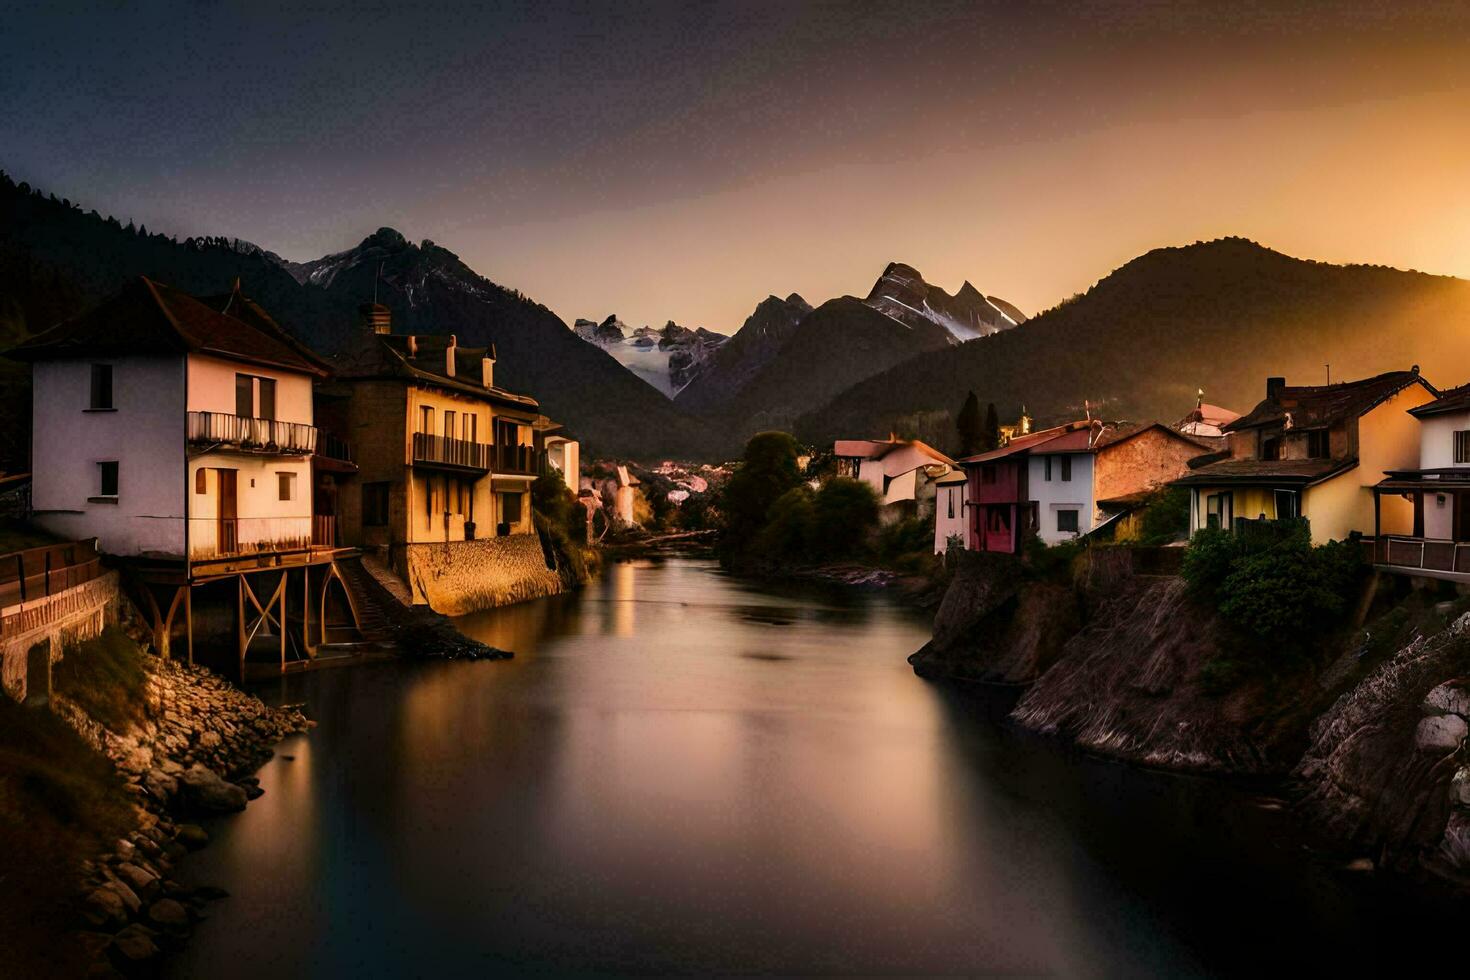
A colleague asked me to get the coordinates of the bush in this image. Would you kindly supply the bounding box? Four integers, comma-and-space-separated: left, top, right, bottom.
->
1181, 526, 1240, 596
1024, 535, 1086, 581
532, 473, 585, 544
811, 477, 880, 559
720, 432, 804, 555
1136, 487, 1190, 545
876, 516, 931, 564
53, 627, 147, 733
756, 486, 816, 558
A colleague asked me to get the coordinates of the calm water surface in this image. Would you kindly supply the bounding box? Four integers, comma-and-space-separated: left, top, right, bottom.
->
168, 554, 1460, 977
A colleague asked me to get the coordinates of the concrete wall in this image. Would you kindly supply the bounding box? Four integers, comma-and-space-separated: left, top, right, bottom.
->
1, 570, 120, 704
32, 357, 186, 557
1028, 452, 1094, 543
401, 534, 564, 616
186, 353, 313, 423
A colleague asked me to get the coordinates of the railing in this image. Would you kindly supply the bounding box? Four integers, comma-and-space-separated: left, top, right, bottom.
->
412, 433, 492, 471
188, 411, 318, 455
0, 539, 103, 609
494, 443, 537, 475
1378, 535, 1470, 576
313, 515, 337, 548
188, 517, 314, 561
317, 432, 352, 463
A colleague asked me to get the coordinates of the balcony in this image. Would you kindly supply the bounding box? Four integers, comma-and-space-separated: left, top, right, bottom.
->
494, 443, 537, 476
1375, 535, 1470, 580
189, 411, 317, 456
187, 516, 316, 562
412, 432, 492, 473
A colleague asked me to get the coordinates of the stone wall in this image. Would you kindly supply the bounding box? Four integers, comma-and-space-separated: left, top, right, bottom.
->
401, 533, 564, 616
1, 570, 120, 704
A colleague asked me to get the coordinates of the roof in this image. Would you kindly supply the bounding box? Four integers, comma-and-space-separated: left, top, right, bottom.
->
1410, 382, 1470, 418
957, 422, 1090, 465
1171, 456, 1356, 487
958, 420, 1212, 465
331, 328, 538, 414
833, 437, 952, 466
935, 469, 968, 485
1224, 370, 1433, 433
8, 276, 330, 376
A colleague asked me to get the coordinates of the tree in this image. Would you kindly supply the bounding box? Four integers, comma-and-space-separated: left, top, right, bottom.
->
956, 391, 982, 456
983, 402, 1001, 451
720, 431, 804, 554
811, 477, 880, 559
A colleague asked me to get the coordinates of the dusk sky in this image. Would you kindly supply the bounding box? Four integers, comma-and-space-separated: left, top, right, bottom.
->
5, 1, 1470, 332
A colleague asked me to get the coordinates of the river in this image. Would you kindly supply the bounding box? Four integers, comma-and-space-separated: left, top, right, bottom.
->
167, 552, 1461, 977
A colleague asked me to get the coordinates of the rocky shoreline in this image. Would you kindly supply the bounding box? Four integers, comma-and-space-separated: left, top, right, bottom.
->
55, 653, 311, 974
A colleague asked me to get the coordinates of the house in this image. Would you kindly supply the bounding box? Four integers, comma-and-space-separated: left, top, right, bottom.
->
326, 303, 547, 607
1371, 382, 1470, 580
1175, 392, 1240, 440
8, 277, 364, 676
933, 469, 968, 553
832, 438, 956, 524
1173, 370, 1436, 544
534, 415, 580, 494
959, 419, 1213, 552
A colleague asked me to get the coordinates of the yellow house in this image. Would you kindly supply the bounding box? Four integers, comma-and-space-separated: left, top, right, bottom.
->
1174, 369, 1437, 545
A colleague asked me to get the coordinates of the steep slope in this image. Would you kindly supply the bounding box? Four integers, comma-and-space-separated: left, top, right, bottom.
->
287, 230, 716, 456
798, 238, 1470, 445
0, 175, 716, 460
865, 261, 1026, 342
675, 293, 811, 414
716, 296, 956, 438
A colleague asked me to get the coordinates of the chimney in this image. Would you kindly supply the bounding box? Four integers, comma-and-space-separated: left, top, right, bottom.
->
1266, 377, 1286, 400
445, 335, 457, 377
482, 352, 495, 388
359, 302, 391, 335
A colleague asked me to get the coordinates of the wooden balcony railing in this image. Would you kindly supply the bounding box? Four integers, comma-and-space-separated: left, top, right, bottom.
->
412, 433, 492, 472
494, 443, 537, 475
0, 539, 103, 610
317, 432, 352, 463
188, 517, 314, 561
312, 515, 337, 548
188, 411, 318, 455
1377, 535, 1470, 576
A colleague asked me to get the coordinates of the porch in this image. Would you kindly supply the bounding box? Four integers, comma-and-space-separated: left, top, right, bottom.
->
1372, 474, 1470, 582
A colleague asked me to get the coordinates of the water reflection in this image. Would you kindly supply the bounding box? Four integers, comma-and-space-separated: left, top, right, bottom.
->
167, 555, 1468, 977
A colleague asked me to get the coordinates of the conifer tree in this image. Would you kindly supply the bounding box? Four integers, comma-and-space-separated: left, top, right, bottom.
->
956, 390, 982, 456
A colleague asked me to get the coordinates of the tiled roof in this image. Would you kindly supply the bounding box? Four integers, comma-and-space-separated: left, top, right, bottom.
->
331, 330, 538, 413
1410, 382, 1470, 418
1171, 456, 1355, 486
1224, 370, 1431, 432
956, 422, 1089, 464
9, 276, 329, 375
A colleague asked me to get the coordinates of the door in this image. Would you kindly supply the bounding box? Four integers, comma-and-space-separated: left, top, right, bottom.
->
217, 469, 238, 556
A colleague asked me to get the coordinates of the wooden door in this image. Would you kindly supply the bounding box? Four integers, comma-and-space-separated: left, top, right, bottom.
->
217, 469, 238, 556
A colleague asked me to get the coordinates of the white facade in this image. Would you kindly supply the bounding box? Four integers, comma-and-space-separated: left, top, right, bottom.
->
1414, 410, 1470, 540
546, 437, 580, 493
31, 356, 187, 556
933, 479, 967, 553
186, 353, 314, 421
1028, 451, 1095, 544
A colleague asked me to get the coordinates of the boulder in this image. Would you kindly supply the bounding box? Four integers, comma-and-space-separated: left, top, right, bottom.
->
147, 898, 190, 930
114, 862, 158, 898
110, 924, 159, 963
1423, 679, 1470, 718
1452, 767, 1470, 807
143, 768, 177, 802
178, 764, 247, 812
101, 878, 141, 915
1414, 714, 1468, 753
83, 886, 128, 927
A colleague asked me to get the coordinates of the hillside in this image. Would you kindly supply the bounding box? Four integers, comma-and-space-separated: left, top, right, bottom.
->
674, 293, 811, 414
797, 238, 1470, 444
0, 175, 715, 462
865, 261, 1025, 341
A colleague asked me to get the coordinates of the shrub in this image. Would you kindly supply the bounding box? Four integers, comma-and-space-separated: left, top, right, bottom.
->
1024, 534, 1086, 581
876, 516, 931, 563
1136, 487, 1190, 545
532, 473, 586, 543
756, 486, 816, 558
1181, 526, 1240, 596
811, 477, 880, 559
53, 627, 147, 733
720, 432, 804, 554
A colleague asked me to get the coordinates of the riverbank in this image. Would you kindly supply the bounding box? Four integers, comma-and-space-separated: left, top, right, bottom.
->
911, 546, 1470, 891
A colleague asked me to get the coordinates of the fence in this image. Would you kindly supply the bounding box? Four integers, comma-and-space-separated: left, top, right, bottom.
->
0, 539, 104, 610
188, 517, 315, 560
188, 411, 318, 454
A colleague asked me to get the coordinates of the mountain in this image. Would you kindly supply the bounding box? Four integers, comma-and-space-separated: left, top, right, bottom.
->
568, 315, 728, 397
864, 262, 1026, 342
796, 238, 1470, 446
674, 293, 811, 414
0, 174, 716, 461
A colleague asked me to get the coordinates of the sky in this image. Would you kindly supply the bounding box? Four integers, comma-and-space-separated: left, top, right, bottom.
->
4, 1, 1470, 333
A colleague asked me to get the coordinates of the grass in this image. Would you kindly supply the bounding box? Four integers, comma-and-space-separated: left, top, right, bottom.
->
53, 627, 148, 734
0, 695, 135, 973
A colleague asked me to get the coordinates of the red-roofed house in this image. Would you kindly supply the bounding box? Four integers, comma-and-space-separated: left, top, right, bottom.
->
832, 438, 955, 524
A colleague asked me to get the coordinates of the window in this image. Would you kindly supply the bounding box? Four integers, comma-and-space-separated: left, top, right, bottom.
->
235, 374, 253, 417
947, 489, 955, 519
502, 491, 523, 525
258, 378, 276, 421
463, 413, 477, 443
97, 461, 119, 498
1273, 490, 1298, 520
1262, 437, 1282, 461
89, 364, 114, 410
444, 410, 456, 441
1455, 430, 1470, 464
1056, 509, 1079, 534
420, 405, 435, 436
195, 469, 207, 494
988, 508, 1010, 532
1044, 456, 1053, 481
362, 482, 390, 526
277, 472, 296, 501
1060, 456, 1072, 481
1307, 430, 1330, 459
1206, 492, 1232, 530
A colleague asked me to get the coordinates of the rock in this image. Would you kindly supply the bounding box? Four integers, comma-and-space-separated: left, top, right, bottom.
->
198, 730, 222, 749
101, 878, 141, 915
178, 764, 248, 812
115, 862, 158, 897
83, 886, 128, 927
1452, 767, 1470, 807
175, 822, 210, 849
143, 767, 178, 801
1423, 679, 1470, 718
1415, 714, 1469, 753
1440, 810, 1470, 871
110, 923, 159, 962
114, 839, 135, 861
147, 898, 190, 930
242, 783, 264, 801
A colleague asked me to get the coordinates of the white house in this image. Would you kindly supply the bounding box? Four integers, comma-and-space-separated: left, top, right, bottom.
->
1372, 381, 1470, 578
933, 469, 968, 553
832, 437, 955, 524
15, 277, 334, 560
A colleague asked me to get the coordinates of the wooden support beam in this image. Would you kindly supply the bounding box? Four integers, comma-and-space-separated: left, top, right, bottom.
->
236, 574, 246, 683
185, 586, 194, 666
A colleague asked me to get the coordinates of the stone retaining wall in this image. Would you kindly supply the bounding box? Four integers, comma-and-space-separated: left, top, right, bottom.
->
401, 534, 565, 616
1, 570, 120, 704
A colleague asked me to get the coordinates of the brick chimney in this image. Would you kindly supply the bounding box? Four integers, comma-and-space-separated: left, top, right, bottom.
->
1266, 376, 1286, 400
359, 302, 391, 335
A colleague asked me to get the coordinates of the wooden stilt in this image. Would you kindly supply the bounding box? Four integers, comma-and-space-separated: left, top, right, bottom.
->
185, 586, 193, 665
236, 575, 246, 683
